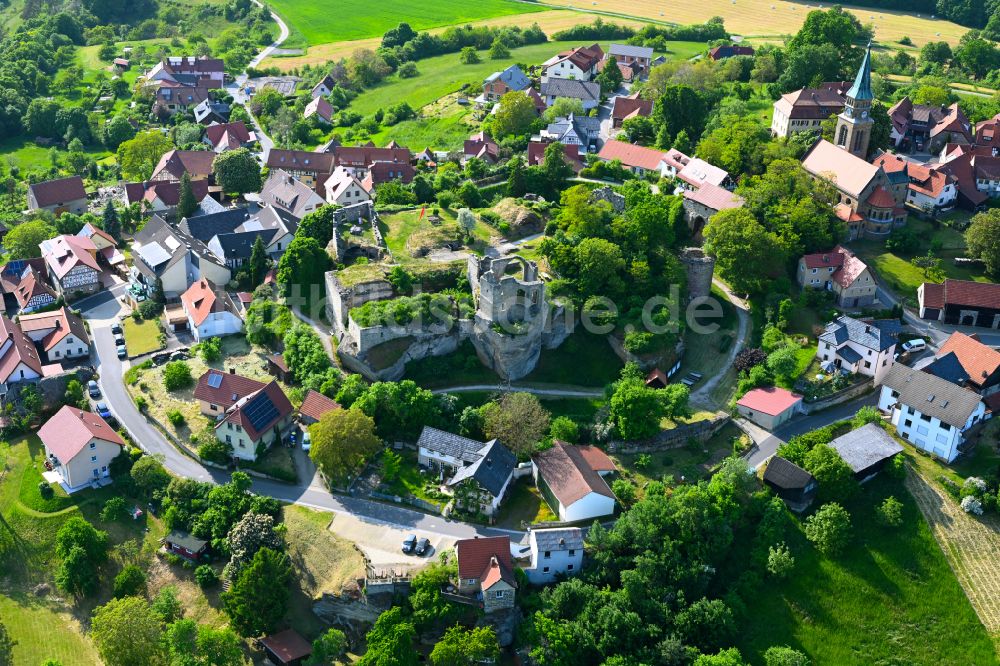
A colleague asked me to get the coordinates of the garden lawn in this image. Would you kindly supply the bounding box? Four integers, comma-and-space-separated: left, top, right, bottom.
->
851, 217, 990, 301
612, 423, 743, 488
496, 479, 557, 529
738, 475, 998, 665
123, 317, 165, 356
0, 136, 111, 175
267, 0, 542, 47
368, 101, 475, 152
0, 594, 101, 666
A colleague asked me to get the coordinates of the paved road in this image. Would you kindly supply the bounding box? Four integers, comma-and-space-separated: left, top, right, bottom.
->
84, 299, 520, 542
227, 0, 289, 163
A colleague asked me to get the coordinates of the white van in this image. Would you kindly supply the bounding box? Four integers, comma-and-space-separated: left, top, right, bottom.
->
302, 430, 311, 452
901, 339, 927, 354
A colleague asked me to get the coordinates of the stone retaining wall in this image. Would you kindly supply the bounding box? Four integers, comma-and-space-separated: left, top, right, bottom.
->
802, 379, 874, 414
608, 412, 731, 454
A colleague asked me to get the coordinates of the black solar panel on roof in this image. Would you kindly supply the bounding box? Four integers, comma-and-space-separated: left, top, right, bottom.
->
244, 394, 279, 432
207, 372, 223, 388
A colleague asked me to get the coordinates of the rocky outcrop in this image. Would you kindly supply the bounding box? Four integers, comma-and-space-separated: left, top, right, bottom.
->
312, 592, 382, 647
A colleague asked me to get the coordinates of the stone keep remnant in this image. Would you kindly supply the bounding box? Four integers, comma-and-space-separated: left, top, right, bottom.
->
467, 255, 569, 381
324, 255, 570, 382
679, 247, 715, 302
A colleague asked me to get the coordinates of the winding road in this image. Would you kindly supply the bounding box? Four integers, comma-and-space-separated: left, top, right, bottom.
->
83, 285, 514, 544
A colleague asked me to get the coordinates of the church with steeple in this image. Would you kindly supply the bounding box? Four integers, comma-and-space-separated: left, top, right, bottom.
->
799, 44, 908, 241
834, 43, 874, 158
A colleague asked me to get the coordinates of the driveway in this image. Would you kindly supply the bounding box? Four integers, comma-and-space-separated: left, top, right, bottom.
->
83, 297, 521, 541
742, 392, 879, 469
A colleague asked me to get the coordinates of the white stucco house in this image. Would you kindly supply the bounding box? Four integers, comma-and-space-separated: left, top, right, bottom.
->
17, 306, 90, 362
878, 364, 986, 462
180, 278, 243, 341
525, 527, 584, 584
532, 441, 617, 522
38, 405, 125, 492
817, 315, 899, 384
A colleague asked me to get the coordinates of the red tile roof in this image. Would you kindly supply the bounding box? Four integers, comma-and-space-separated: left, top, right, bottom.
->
220, 380, 293, 442
29, 176, 86, 208
299, 389, 340, 422
261, 629, 312, 664
938, 279, 1000, 309
41, 235, 98, 280
193, 369, 266, 408
533, 441, 615, 506
938, 332, 1000, 385
11, 266, 56, 309
455, 535, 513, 583
151, 150, 216, 182
683, 182, 744, 211
181, 278, 227, 327
124, 179, 211, 207
38, 405, 124, 464
598, 139, 666, 171
611, 94, 653, 123
577, 445, 616, 473
205, 122, 254, 150
0, 315, 42, 382
866, 185, 897, 208
920, 282, 945, 309
736, 387, 802, 416
18, 306, 88, 352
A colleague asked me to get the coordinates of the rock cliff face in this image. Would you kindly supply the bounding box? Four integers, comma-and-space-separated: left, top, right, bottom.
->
311, 593, 382, 647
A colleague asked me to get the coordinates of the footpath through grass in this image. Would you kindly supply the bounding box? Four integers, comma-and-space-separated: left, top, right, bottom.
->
268, 0, 541, 47
738, 474, 999, 665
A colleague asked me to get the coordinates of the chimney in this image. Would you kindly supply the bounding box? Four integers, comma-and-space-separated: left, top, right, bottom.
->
229, 368, 236, 374
865, 325, 871, 333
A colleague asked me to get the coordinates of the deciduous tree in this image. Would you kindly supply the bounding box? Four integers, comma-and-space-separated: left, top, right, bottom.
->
804, 502, 851, 556
966, 208, 1000, 276
91, 596, 164, 666
703, 208, 786, 295
491, 91, 538, 138
4, 220, 57, 258
117, 130, 172, 181
481, 392, 551, 456
309, 408, 382, 481
213, 147, 261, 196
430, 625, 500, 666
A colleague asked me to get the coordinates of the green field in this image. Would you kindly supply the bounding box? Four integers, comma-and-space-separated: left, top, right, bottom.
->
738, 474, 999, 665
268, 0, 543, 47
347, 40, 705, 119
123, 317, 165, 356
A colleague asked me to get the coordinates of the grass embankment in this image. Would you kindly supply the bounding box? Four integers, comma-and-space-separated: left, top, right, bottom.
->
738, 473, 999, 665
267, 0, 542, 48
123, 317, 165, 357
542, 0, 967, 46
379, 207, 495, 263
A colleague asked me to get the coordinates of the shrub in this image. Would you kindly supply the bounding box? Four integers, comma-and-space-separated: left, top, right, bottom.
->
38, 481, 55, 500
764, 645, 811, 666
634, 453, 652, 470
961, 495, 984, 515
134, 395, 148, 411
804, 503, 851, 556
195, 564, 218, 588
163, 361, 193, 391
885, 454, 906, 479
113, 564, 147, 598
623, 330, 655, 354
938, 475, 961, 499
198, 337, 222, 362
962, 476, 988, 498
138, 299, 163, 320
101, 496, 129, 522
198, 438, 232, 464
166, 409, 185, 427
766, 542, 795, 578
876, 496, 904, 527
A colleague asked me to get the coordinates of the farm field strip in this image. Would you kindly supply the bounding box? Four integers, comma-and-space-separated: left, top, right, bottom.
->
264, 9, 653, 69
545, 0, 968, 45
906, 469, 1000, 634
265, 0, 543, 46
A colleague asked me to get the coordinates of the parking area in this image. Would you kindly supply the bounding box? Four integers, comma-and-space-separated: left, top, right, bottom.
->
327, 513, 459, 570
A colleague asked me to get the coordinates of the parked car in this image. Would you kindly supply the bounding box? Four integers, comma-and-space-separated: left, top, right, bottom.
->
302, 430, 311, 452
415, 537, 431, 556
88, 380, 101, 398
117, 344, 127, 359
110, 323, 122, 335
402, 534, 417, 554
96, 402, 112, 419
113, 334, 125, 347
901, 339, 927, 354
